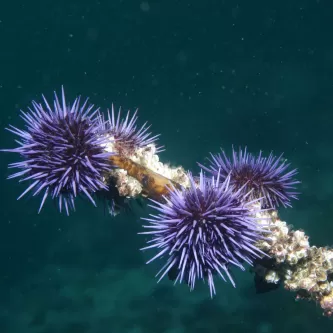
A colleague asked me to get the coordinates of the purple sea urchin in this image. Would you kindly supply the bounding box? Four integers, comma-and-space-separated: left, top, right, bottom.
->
2, 87, 113, 214
199, 147, 299, 208
140, 171, 266, 296
103, 104, 163, 154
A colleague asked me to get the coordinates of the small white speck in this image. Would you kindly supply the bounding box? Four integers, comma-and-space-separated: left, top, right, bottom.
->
140, 2, 150, 12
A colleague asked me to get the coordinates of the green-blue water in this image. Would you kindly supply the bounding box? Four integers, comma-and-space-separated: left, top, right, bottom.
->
0, 0, 332, 332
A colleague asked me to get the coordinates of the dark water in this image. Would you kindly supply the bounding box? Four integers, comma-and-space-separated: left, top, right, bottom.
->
0, 0, 332, 332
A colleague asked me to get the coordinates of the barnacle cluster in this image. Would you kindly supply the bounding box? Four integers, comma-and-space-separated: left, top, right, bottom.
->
255, 209, 333, 317
104, 142, 189, 199
99, 104, 189, 200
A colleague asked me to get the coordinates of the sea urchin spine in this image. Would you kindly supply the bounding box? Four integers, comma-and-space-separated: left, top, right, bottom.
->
140, 171, 268, 296
199, 147, 299, 208
2, 87, 114, 214
102, 104, 163, 155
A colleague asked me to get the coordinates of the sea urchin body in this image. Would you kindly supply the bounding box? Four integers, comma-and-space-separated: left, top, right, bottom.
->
140, 171, 267, 296
102, 104, 163, 155
2, 87, 113, 214
199, 147, 299, 208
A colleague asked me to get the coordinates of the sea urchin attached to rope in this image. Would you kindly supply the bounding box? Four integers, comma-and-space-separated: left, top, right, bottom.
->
102, 104, 163, 155
140, 171, 267, 296
2, 87, 113, 214
199, 147, 299, 208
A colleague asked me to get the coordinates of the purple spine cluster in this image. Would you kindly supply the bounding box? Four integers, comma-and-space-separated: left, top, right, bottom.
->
199, 147, 299, 208
3, 87, 113, 214
141, 171, 267, 296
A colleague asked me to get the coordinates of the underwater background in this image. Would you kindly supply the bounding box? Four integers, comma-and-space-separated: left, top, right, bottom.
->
0, 0, 332, 332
